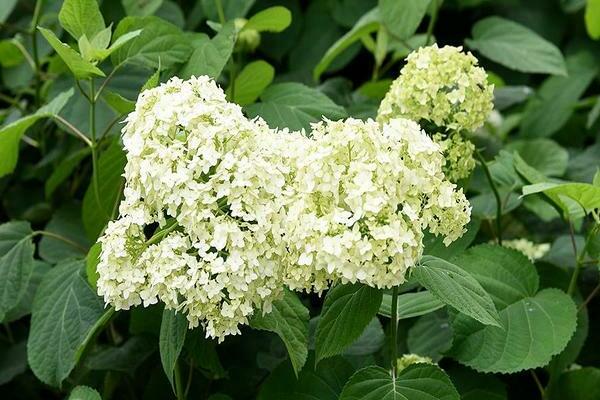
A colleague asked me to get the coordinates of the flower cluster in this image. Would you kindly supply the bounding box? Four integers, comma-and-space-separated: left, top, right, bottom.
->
98, 76, 306, 340
433, 132, 476, 182
97, 75, 471, 341
283, 118, 471, 291
378, 44, 494, 133
502, 239, 550, 261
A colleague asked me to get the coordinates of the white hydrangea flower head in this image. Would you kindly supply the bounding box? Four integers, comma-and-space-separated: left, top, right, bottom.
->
98, 76, 310, 341
282, 117, 471, 290
502, 239, 550, 261
433, 132, 476, 182
378, 44, 494, 132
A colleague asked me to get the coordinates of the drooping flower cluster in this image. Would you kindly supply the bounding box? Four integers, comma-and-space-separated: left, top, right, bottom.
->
433, 133, 476, 182
378, 44, 494, 132
283, 118, 471, 291
502, 239, 550, 261
97, 75, 471, 341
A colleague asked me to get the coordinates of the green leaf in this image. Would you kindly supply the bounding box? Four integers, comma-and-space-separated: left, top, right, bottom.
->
28, 260, 105, 387
0, 0, 17, 23
344, 317, 385, 356
0, 88, 74, 177
250, 289, 309, 376
87, 336, 155, 374
423, 218, 480, 260
313, 8, 380, 80
522, 182, 600, 216
448, 366, 507, 400
86, 242, 102, 289
111, 16, 192, 69
38, 28, 105, 79
451, 244, 539, 308
414, 256, 500, 327
245, 82, 346, 132
0, 221, 34, 322
4, 261, 51, 323
102, 90, 136, 114
159, 308, 187, 390
81, 139, 126, 240
465, 17, 567, 75
180, 22, 236, 79
39, 204, 89, 263
448, 245, 577, 373
258, 355, 354, 400
506, 139, 568, 177
380, 0, 431, 40
0, 341, 27, 385
519, 51, 599, 138
231, 60, 274, 106
315, 283, 382, 363
451, 289, 577, 373
379, 290, 444, 319
407, 311, 453, 362
586, 0, 600, 39
0, 40, 24, 67
244, 6, 292, 33
339, 364, 460, 400
45, 146, 92, 198
123, 0, 164, 16
58, 0, 105, 40
68, 385, 102, 400
549, 368, 600, 400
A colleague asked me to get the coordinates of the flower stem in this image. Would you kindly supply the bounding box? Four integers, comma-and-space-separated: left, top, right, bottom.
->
174, 362, 186, 400
475, 149, 502, 245
30, 0, 43, 107
390, 286, 399, 378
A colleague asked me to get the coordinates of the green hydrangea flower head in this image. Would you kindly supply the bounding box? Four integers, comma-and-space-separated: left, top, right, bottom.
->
433, 132, 476, 182
378, 44, 494, 132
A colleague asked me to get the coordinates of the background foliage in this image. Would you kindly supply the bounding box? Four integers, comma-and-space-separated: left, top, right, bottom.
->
1, 0, 600, 399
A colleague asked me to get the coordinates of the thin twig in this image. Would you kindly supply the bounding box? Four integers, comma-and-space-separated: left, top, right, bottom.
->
475, 149, 503, 245
53, 115, 93, 147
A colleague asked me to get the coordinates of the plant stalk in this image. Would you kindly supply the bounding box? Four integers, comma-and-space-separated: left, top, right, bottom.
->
475, 149, 503, 245
390, 286, 399, 378
425, 0, 440, 46
30, 0, 43, 107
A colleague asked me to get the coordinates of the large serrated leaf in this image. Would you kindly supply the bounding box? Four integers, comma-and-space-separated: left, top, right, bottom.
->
448, 245, 575, 373
258, 355, 354, 400
180, 22, 235, 79
27, 260, 105, 386
450, 289, 577, 373
465, 17, 567, 76
0, 221, 34, 322
0, 89, 74, 177
250, 289, 309, 375
414, 256, 500, 327
245, 82, 346, 132
339, 364, 460, 400
315, 283, 382, 363
159, 309, 187, 391
379, 290, 444, 319
58, 0, 105, 40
